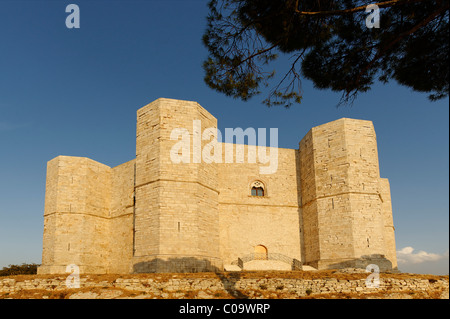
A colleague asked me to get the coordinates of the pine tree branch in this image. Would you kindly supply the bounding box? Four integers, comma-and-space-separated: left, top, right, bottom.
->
294, 0, 428, 16
238, 42, 280, 66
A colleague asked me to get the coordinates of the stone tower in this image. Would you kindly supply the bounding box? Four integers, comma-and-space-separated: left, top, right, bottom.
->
299, 118, 397, 271
132, 98, 222, 272
37, 156, 112, 274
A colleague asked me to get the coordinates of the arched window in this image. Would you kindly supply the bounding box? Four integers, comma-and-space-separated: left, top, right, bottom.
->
251, 186, 264, 196
250, 180, 266, 197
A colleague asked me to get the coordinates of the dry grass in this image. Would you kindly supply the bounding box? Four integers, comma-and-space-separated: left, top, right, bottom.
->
7, 269, 447, 282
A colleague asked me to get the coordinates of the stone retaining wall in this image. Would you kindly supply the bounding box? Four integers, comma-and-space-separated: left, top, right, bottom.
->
0, 274, 448, 299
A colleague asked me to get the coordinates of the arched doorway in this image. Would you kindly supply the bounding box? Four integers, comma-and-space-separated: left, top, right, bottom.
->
254, 245, 268, 260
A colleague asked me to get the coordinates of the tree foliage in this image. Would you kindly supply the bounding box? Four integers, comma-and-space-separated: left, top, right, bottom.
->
0, 263, 39, 276
202, 0, 449, 107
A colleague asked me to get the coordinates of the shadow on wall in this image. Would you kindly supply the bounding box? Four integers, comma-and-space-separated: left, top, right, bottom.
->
328, 254, 397, 272
132, 257, 221, 273
215, 272, 249, 299
132, 257, 249, 298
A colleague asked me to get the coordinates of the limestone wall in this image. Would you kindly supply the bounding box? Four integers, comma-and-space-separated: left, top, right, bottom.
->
133, 98, 221, 272
217, 144, 302, 265
134, 99, 161, 259
38, 156, 137, 274
299, 118, 396, 270
1, 274, 447, 299
379, 178, 398, 269
109, 159, 136, 273
38, 156, 112, 274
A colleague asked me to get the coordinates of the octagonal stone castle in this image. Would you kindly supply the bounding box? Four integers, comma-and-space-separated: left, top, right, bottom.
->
37, 98, 397, 274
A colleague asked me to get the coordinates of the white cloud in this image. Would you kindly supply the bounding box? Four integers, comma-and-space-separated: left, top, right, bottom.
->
397, 246, 448, 265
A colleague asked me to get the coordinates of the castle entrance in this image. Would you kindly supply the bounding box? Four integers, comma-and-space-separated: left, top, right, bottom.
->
254, 245, 268, 260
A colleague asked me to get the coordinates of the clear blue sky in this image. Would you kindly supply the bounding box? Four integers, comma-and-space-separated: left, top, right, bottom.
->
0, 0, 448, 275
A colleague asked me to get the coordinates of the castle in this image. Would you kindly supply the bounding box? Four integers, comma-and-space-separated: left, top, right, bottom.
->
37, 98, 397, 274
